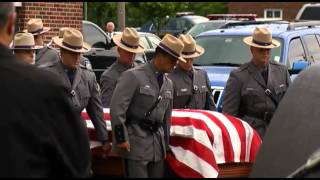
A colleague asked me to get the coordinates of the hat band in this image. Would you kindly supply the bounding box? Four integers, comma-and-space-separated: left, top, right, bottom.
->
252, 39, 273, 46
13, 45, 35, 49
29, 27, 43, 34
62, 41, 83, 50
182, 49, 197, 55
121, 38, 139, 49
159, 42, 179, 58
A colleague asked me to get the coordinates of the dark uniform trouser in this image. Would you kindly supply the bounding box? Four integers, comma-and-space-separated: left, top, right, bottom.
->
123, 159, 164, 178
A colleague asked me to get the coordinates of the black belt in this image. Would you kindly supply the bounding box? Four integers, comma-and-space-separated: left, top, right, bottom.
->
246, 111, 274, 124
126, 117, 162, 133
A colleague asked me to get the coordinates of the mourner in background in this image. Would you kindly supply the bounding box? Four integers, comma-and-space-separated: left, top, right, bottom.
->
24, 18, 59, 67
110, 34, 185, 178
45, 28, 110, 155
222, 27, 291, 138
0, 3, 91, 177
100, 27, 145, 107
11, 32, 42, 65
168, 34, 215, 110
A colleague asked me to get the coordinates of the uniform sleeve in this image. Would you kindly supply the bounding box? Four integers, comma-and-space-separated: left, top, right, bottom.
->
204, 72, 216, 111
222, 70, 242, 116
110, 71, 139, 144
100, 73, 116, 108
86, 72, 108, 142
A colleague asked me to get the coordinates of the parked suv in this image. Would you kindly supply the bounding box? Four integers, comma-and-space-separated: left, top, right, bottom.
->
82, 20, 161, 82
194, 21, 320, 111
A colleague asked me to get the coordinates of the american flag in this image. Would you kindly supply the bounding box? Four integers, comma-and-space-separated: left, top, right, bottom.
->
82, 108, 262, 178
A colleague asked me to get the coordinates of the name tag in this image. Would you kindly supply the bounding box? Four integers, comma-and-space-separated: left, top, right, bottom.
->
180, 88, 188, 92
144, 85, 151, 89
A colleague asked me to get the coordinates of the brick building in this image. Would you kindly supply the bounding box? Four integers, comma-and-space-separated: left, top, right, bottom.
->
228, 2, 309, 20
15, 2, 83, 43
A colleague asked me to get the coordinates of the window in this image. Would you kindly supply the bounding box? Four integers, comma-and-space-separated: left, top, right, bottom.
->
83, 23, 106, 47
264, 9, 283, 19
147, 36, 161, 49
140, 36, 150, 49
288, 38, 306, 68
303, 35, 320, 63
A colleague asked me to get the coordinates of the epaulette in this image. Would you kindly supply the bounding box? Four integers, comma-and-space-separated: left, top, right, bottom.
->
236, 62, 250, 72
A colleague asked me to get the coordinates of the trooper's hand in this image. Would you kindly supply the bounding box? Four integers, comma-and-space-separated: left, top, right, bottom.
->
101, 141, 111, 158
117, 141, 130, 152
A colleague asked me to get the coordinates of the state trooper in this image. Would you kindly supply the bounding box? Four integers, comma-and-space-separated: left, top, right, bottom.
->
168, 34, 215, 110
222, 27, 291, 138
45, 28, 110, 154
11, 32, 42, 65
24, 18, 59, 68
110, 34, 186, 178
100, 27, 145, 107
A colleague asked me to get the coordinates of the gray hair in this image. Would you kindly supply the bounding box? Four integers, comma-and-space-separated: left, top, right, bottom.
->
0, 2, 15, 29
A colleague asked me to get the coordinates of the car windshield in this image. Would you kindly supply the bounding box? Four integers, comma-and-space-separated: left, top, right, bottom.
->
188, 22, 226, 37
194, 35, 282, 66
300, 6, 320, 20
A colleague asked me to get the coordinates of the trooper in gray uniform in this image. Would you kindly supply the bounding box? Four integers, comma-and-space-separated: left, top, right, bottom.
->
222, 27, 291, 138
24, 18, 59, 68
45, 28, 110, 153
100, 27, 145, 107
168, 34, 215, 110
110, 34, 186, 178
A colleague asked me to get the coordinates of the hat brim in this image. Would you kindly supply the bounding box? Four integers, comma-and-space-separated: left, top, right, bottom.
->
243, 36, 280, 49
23, 27, 51, 35
181, 45, 205, 59
52, 36, 91, 53
112, 33, 145, 54
158, 43, 186, 63
11, 45, 43, 50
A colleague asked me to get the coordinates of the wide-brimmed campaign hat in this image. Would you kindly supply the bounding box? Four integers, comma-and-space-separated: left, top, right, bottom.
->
158, 34, 186, 63
52, 28, 91, 53
23, 18, 50, 35
178, 34, 205, 59
58, 27, 70, 38
11, 32, 43, 50
243, 27, 280, 49
112, 27, 145, 53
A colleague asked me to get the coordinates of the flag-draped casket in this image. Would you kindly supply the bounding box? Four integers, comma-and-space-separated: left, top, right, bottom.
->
83, 108, 261, 178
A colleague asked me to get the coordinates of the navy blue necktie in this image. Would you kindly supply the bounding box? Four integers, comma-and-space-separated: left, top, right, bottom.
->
261, 68, 268, 84
67, 70, 75, 84
157, 73, 163, 88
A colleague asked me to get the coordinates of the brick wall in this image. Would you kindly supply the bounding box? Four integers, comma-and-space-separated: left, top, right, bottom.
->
228, 2, 307, 20
16, 2, 83, 43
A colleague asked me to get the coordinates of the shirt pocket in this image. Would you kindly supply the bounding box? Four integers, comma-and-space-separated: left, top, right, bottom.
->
176, 87, 192, 97
242, 87, 260, 106
139, 86, 156, 97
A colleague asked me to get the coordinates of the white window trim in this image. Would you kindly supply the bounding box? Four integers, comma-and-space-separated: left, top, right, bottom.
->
264, 9, 283, 19
14, 2, 22, 7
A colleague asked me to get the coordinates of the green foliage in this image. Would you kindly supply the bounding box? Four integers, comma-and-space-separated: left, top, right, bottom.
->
87, 2, 228, 31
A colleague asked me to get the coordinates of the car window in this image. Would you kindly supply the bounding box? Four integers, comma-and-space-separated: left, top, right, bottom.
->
83, 23, 107, 47
188, 22, 225, 37
299, 6, 320, 20
195, 35, 282, 66
147, 35, 161, 49
288, 37, 306, 68
165, 18, 179, 30
303, 34, 320, 63
140, 36, 150, 49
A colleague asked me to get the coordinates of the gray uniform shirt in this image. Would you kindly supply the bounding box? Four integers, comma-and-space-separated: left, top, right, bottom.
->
168, 66, 216, 110
222, 60, 291, 136
35, 45, 60, 68
45, 61, 108, 142
100, 60, 134, 107
110, 60, 173, 161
